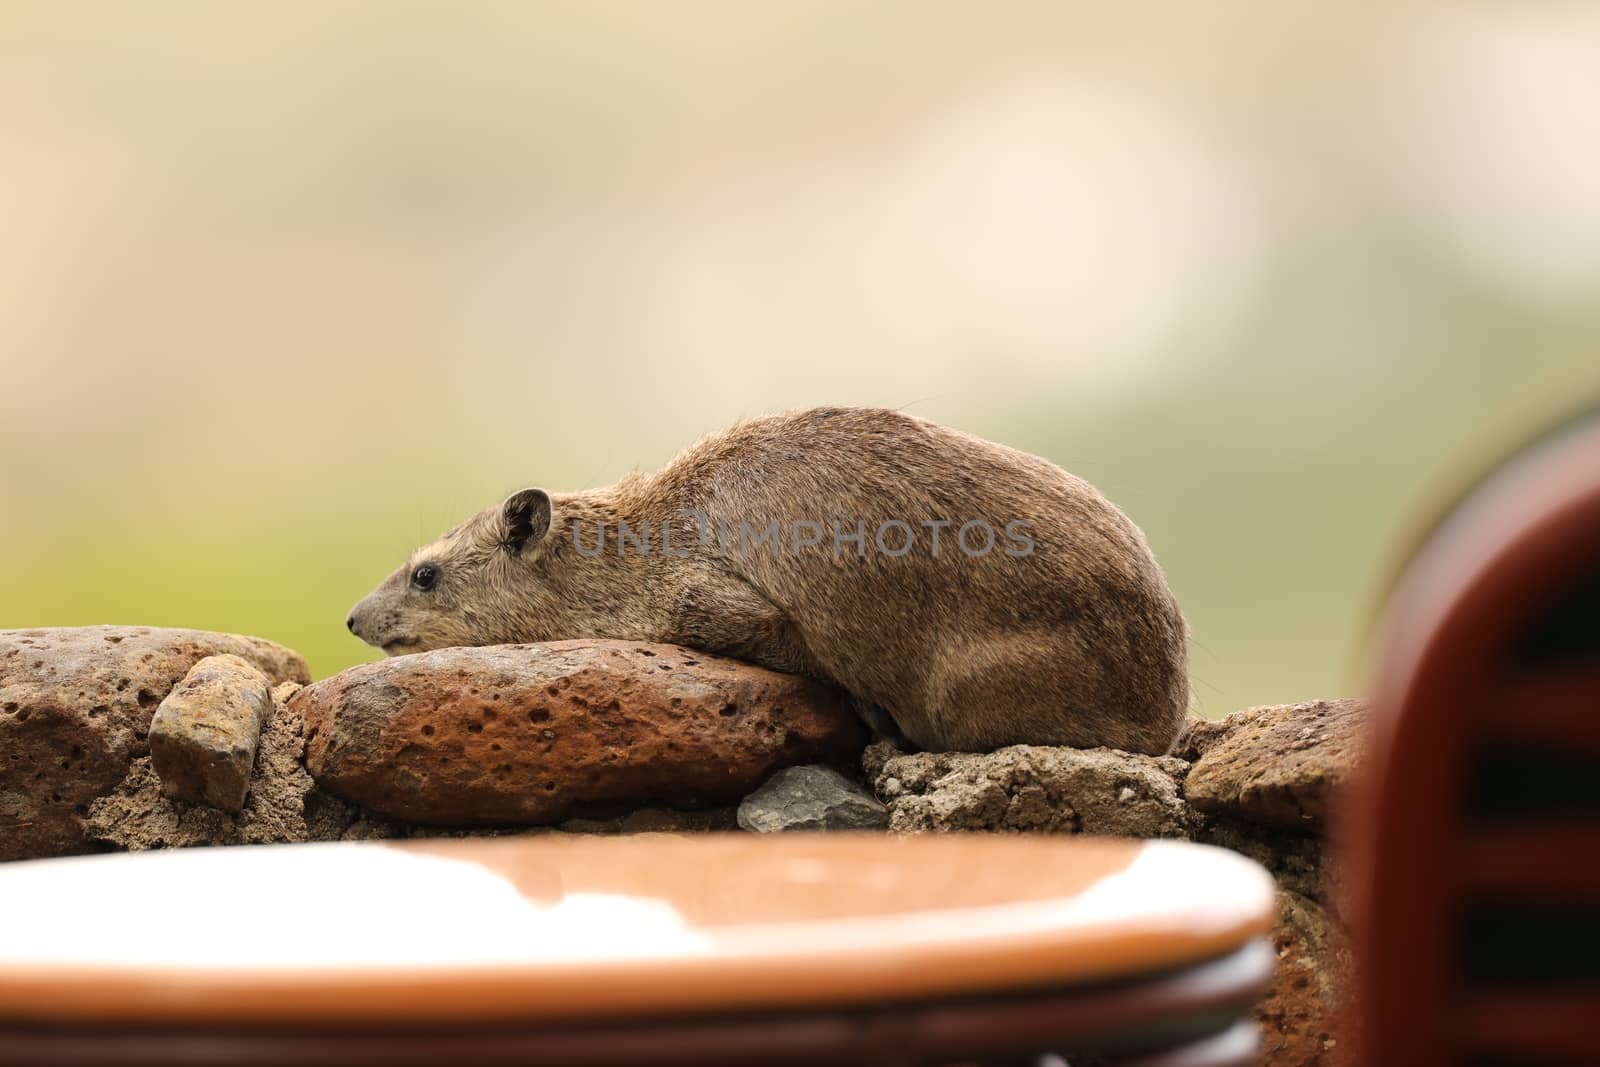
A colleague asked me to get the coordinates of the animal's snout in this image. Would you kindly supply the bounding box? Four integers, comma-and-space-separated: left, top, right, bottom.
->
346, 596, 394, 650
346, 599, 372, 641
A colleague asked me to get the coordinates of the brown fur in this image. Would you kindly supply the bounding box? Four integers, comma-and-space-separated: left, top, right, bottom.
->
348, 407, 1189, 754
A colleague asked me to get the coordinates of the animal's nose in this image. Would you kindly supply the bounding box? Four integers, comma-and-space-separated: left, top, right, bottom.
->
346, 615, 357, 633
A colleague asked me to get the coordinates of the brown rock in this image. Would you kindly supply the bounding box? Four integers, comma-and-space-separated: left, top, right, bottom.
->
873, 745, 1197, 838
294, 641, 867, 825
1198, 817, 1338, 916
84, 681, 360, 851
1254, 889, 1350, 1066
0, 626, 309, 861
149, 655, 274, 813
861, 737, 902, 782
1184, 699, 1365, 831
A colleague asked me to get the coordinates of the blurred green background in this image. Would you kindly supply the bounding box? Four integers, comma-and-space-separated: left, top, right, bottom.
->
3, 4, 1598, 714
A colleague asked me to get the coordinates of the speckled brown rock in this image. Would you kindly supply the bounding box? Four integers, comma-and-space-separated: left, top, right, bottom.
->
1184, 699, 1365, 830
148, 654, 275, 813
872, 744, 1198, 838
294, 641, 867, 825
1254, 889, 1350, 1066
0, 626, 309, 861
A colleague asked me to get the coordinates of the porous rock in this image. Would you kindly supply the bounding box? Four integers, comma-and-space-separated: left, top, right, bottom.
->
1255, 889, 1350, 1067
738, 765, 888, 832
149, 655, 274, 813
85, 682, 361, 851
1184, 699, 1364, 830
294, 640, 867, 825
862, 737, 901, 783
1198, 816, 1336, 915
873, 744, 1197, 838
0, 626, 309, 861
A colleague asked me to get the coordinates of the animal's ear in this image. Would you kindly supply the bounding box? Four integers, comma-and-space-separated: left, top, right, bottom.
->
501, 488, 553, 554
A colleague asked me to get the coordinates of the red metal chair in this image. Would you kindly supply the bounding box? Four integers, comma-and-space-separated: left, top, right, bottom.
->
1353, 404, 1600, 1066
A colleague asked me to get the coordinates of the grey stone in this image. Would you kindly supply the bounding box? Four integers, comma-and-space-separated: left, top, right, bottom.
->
148, 655, 273, 813
873, 744, 1197, 838
738, 765, 888, 832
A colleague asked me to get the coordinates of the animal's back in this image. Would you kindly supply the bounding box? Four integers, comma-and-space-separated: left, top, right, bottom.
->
651, 407, 1188, 754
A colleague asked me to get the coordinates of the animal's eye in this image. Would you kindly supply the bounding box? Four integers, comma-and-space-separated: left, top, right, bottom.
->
410, 564, 439, 591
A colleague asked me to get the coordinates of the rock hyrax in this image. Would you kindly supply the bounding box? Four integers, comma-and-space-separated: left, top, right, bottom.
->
348, 407, 1188, 754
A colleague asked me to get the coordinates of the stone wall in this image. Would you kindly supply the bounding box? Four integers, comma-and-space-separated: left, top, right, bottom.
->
2, 626, 1354, 1064
866, 701, 1359, 1067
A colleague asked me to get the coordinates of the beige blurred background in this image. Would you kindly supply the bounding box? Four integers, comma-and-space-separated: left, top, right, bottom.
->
3, 3, 1598, 712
